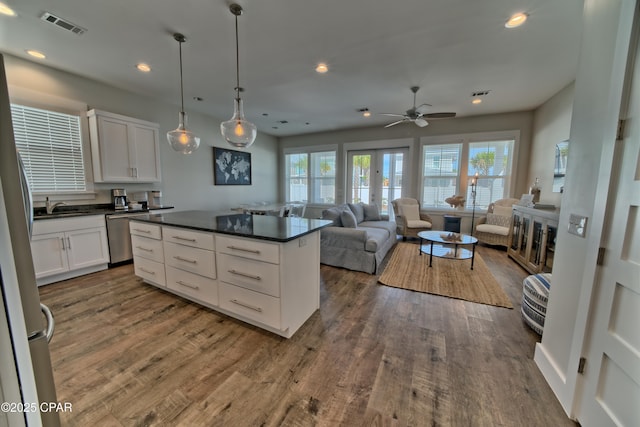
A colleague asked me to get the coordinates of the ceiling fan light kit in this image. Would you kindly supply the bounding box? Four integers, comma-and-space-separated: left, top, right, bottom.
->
167, 33, 201, 154
381, 86, 456, 128
220, 3, 257, 148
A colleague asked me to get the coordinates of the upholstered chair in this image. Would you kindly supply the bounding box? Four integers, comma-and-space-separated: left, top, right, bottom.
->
474, 198, 520, 247
391, 198, 432, 240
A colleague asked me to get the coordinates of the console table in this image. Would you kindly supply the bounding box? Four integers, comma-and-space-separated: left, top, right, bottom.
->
508, 206, 559, 274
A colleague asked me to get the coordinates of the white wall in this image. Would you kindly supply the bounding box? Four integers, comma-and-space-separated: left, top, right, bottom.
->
533, 0, 635, 417
530, 83, 575, 207
3, 54, 278, 211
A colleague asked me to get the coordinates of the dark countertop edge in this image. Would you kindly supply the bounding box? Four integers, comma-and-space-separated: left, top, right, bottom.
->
130, 215, 333, 243
33, 205, 175, 220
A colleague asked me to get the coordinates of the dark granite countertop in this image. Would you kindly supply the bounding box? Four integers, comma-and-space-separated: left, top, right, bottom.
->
131, 210, 333, 243
33, 203, 174, 220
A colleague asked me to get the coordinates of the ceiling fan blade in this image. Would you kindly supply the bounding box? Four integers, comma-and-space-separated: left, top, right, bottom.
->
379, 113, 406, 118
384, 120, 406, 128
415, 103, 432, 115
424, 112, 457, 119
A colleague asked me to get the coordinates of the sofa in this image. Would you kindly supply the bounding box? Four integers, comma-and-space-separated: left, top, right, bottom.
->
320, 203, 397, 274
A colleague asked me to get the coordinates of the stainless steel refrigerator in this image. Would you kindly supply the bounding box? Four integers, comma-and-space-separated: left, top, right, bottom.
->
0, 54, 60, 426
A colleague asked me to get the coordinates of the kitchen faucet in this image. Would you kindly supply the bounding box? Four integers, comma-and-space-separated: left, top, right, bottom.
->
46, 197, 67, 214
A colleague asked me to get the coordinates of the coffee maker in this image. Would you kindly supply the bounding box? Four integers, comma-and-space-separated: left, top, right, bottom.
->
112, 188, 127, 210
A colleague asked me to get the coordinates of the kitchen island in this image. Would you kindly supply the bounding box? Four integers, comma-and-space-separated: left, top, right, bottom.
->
129, 210, 332, 338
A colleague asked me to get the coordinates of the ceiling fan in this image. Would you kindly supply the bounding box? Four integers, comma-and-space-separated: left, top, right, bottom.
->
381, 86, 456, 128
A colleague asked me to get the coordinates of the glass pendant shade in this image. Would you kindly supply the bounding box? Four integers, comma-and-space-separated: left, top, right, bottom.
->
167, 111, 200, 154
167, 33, 200, 154
221, 97, 256, 148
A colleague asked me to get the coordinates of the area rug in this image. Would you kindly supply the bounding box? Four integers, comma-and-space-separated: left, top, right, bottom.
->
378, 243, 513, 308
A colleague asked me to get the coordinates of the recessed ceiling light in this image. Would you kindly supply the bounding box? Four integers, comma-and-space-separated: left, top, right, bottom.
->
358, 108, 371, 117
315, 63, 328, 73
472, 98, 482, 105
26, 50, 46, 59
505, 12, 528, 28
0, 2, 16, 16
136, 63, 151, 72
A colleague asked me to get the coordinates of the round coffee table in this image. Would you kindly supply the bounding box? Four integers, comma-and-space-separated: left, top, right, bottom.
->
417, 230, 479, 270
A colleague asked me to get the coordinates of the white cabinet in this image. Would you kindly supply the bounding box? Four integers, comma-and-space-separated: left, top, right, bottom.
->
130, 222, 165, 286
31, 215, 109, 286
130, 219, 322, 338
508, 206, 559, 274
88, 109, 161, 183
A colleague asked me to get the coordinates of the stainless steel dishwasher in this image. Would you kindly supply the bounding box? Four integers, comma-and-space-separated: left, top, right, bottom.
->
105, 212, 149, 264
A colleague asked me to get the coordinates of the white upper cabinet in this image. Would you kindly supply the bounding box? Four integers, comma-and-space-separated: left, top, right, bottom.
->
88, 109, 161, 183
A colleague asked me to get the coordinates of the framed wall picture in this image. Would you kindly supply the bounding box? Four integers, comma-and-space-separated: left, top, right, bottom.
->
213, 147, 252, 185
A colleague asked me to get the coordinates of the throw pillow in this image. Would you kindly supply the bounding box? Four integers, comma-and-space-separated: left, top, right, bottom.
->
363, 203, 381, 221
322, 207, 343, 226
399, 204, 420, 221
348, 203, 365, 223
493, 205, 513, 218
340, 209, 358, 228
486, 213, 511, 228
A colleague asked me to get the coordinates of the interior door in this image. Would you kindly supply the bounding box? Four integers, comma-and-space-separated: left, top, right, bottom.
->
576, 3, 640, 424
347, 148, 407, 217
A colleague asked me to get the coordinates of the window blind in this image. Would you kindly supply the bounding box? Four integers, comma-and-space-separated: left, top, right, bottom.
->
10, 104, 86, 192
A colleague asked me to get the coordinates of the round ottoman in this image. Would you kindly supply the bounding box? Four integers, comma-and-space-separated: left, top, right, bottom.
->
521, 273, 552, 335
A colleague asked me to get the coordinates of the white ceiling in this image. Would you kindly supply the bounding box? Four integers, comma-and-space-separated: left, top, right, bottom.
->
0, 0, 584, 137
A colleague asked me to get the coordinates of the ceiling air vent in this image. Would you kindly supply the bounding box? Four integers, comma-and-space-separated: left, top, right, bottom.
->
40, 12, 87, 35
471, 90, 490, 97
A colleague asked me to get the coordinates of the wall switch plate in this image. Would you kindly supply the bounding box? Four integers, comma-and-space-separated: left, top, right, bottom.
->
568, 214, 588, 237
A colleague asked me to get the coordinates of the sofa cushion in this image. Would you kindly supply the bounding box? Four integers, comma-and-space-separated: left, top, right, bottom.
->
359, 220, 396, 236
348, 203, 365, 223
476, 223, 509, 236
486, 213, 511, 227
363, 203, 381, 221
399, 203, 420, 221
341, 209, 358, 228
406, 219, 432, 229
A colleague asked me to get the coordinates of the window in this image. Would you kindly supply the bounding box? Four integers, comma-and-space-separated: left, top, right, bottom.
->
467, 140, 514, 208
285, 150, 336, 203
11, 104, 87, 193
421, 135, 515, 209
422, 144, 462, 208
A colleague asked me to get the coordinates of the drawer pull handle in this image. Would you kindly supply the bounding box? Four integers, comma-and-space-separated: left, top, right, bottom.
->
227, 245, 261, 254
133, 228, 151, 234
174, 256, 197, 264
172, 235, 197, 242
230, 299, 263, 313
228, 269, 261, 281
176, 280, 199, 290
136, 246, 153, 252
139, 267, 156, 275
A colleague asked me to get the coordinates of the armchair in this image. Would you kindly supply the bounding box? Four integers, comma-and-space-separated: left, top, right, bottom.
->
474, 198, 520, 247
391, 198, 432, 240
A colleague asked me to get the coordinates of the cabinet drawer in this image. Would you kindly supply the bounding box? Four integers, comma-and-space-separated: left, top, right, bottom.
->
133, 256, 166, 286
165, 266, 218, 306
216, 235, 279, 264
131, 235, 164, 263
164, 226, 214, 250
218, 253, 280, 297
164, 241, 216, 279
130, 221, 162, 239
219, 282, 280, 330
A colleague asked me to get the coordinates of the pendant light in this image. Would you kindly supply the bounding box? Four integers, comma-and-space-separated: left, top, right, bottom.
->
167, 33, 200, 154
220, 3, 257, 148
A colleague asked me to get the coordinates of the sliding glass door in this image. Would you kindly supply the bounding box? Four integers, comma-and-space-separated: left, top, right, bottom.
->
347, 148, 408, 217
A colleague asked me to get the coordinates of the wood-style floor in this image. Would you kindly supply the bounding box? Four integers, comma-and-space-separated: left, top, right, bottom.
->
38, 243, 577, 426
